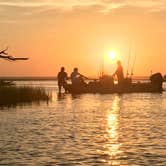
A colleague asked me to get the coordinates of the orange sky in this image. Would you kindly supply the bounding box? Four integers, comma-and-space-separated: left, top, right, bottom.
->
0, 0, 166, 76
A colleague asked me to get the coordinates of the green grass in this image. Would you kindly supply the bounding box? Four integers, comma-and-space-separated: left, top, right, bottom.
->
0, 86, 51, 107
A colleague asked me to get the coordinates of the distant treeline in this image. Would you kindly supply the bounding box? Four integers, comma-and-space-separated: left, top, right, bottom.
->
0, 77, 57, 81
0, 75, 152, 81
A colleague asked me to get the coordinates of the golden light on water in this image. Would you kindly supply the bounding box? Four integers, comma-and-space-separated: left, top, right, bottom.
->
106, 96, 122, 164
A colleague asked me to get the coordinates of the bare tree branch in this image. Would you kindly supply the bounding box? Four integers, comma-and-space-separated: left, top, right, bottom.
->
0, 47, 29, 61
0, 47, 8, 55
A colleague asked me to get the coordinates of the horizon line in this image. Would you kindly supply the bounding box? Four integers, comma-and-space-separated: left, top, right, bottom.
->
0, 75, 152, 81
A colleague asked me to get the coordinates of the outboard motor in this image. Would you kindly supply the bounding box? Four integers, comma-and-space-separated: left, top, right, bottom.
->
150, 73, 164, 92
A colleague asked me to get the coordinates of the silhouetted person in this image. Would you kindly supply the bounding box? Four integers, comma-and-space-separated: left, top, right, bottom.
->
70, 68, 87, 85
113, 60, 124, 85
57, 67, 68, 93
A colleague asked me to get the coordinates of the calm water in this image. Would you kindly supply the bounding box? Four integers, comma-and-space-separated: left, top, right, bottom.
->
0, 81, 166, 166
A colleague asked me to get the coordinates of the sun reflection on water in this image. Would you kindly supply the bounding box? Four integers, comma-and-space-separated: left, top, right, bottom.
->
105, 95, 122, 165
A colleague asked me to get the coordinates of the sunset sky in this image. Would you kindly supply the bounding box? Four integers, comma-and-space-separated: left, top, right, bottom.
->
0, 0, 166, 76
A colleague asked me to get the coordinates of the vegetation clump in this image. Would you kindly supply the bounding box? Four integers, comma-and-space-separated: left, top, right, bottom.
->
0, 85, 51, 107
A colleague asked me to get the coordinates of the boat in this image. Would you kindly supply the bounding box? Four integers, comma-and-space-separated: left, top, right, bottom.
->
64, 73, 164, 94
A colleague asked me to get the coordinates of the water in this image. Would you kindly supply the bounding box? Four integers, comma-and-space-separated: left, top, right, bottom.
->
0, 81, 166, 166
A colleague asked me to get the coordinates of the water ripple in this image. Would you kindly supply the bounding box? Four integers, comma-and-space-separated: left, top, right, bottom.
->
0, 83, 166, 165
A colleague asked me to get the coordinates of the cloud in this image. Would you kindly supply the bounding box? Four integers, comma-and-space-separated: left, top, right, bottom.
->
0, 0, 165, 9
0, 0, 166, 23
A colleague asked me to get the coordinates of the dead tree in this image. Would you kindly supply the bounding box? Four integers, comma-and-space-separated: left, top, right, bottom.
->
0, 47, 28, 61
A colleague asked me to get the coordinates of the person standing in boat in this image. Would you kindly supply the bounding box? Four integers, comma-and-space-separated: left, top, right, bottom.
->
112, 60, 124, 85
70, 68, 87, 85
57, 67, 68, 93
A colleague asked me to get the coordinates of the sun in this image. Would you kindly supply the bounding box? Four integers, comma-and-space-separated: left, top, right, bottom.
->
108, 51, 116, 60
103, 50, 119, 65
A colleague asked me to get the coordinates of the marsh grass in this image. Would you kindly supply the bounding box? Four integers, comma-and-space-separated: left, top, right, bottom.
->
0, 86, 51, 107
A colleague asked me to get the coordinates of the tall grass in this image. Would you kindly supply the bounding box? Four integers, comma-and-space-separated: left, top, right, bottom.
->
0, 86, 51, 107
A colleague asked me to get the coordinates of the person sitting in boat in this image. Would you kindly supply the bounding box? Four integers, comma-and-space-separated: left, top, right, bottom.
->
70, 68, 87, 85
57, 67, 68, 93
112, 60, 124, 85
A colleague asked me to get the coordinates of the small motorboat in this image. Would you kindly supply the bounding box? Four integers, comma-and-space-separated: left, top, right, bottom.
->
64, 73, 164, 94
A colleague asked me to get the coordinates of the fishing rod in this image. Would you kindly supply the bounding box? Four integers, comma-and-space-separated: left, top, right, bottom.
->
130, 50, 137, 77
99, 54, 104, 77
126, 43, 131, 78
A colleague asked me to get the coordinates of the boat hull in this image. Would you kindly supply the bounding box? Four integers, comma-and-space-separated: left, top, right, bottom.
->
65, 82, 163, 94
